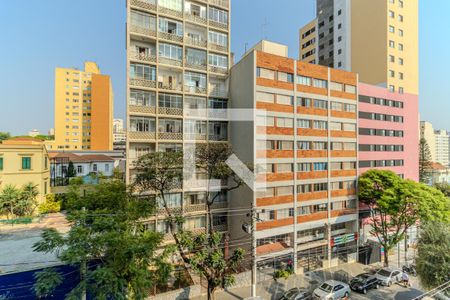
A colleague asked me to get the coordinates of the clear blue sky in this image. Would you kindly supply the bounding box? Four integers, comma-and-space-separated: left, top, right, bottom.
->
0, 0, 448, 135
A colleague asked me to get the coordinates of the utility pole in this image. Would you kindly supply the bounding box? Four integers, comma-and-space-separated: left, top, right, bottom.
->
81, 207, 87, 300
251, 207, 257, 297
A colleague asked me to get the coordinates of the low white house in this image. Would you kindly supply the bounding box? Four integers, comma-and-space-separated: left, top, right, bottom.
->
431, 162, 450, 185
49, 152, 115, 179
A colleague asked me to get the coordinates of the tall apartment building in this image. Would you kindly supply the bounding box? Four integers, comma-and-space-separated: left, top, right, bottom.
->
420, 121, 450, 167
299, 0, 418, 95
230, 41, 359, 273
113, 119, 127, 143
126, 0, 231, 235
48, 62, 114, 151
358, 83, 419, 181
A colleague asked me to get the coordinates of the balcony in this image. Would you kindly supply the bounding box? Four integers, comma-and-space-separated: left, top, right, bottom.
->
213, 224, 228, 232
209, 134, 227, 141
157, 6, 183, 19
185, 36, 207, 48
208, 42, 228, 53
208, 65, 228, 74
184, 85, 207, 95
211, 201, 227, 210
129, 78, 156, 89
208, 87, 228, 98
129, 50, 156, 64
208, 20, 228, 31
184, 133, 207, 141
185, 59, 207, 71
185, 12, 207, 26
158, 81, 183, 92
130, 0, 156, 12
158, 106, 183, 116
184, 204, 206, 213
128, 131, 156, 141
158, 207, 183, 216
129, 24, 157, 38
158, 56, 183, 67
158, 31, 184, 43
158, 132, 183, 140
129, 104, 156, 115
209, 0, 229, 9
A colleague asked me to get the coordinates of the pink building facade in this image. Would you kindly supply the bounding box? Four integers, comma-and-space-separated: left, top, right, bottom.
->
358, 83, 419, 181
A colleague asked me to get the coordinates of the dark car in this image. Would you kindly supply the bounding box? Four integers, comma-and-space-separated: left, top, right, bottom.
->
279, 288, 312, 300
349, 273, 380, 294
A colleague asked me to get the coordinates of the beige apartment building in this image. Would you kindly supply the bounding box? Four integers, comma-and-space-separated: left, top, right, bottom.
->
0, 138, 50, 204
299, 0, 418, 95
230, 41, 359, 273
126, 0, 231, 236
47, 62, 114, 151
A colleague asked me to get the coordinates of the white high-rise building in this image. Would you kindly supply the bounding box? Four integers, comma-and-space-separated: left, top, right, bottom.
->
420, 121, 450, 167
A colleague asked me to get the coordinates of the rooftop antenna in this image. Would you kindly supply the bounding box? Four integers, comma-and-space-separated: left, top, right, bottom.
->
261, 17, 269, 40
244, 42, 248, 54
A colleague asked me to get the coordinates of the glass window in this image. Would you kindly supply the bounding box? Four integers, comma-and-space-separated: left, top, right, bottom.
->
277, 186, 293, 196
158, 17, 183, 35
159, 0, 182, 11
313, 142, 327, 150
159, 118, 182, 133
277, 163, 293, 173
345, 85, 356, 94
298, 163, 311, 172
277, 95, 293, 105
330, 82, 343, 91
276, 117, 294, 128
208, 7, 228, 24
256, 92, 275, 103
159, 43, 182, 61
297, 97, 311, 107
130, 89, 156, 106
208, 53, 228, 69
130, 11, 156, 30
297, 75, 311, 86
313, 79, 327, 88
278, 141, 294, 150
185, 48, 207, 66
314, 99, 327, 109
258, 68, 276, 80
298, 119, 311, 128
208, 30, 228, 47
158, 93, 182, 108
21, 157, 31, 170
297, 141, 311, 150
343, 123, 356, 131
185, 72, 206, 88
0, 157, 3, 170
314, 162, 328, 171
130, 117, 156, 132
130, 63, 156, 80
313, 120, 327, 130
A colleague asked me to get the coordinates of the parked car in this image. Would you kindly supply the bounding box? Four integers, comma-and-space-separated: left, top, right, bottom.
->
278, 288, 312, 300
313, 280, 350, 299
375, 268, 402, 286
349, 273, 380, 294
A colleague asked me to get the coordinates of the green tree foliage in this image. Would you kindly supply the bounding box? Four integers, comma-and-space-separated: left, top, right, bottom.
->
32, 181, 173, 299
416, 221, 450, 290
34, 268, 63, 298
0, 185, 21, 218
38, 194, 61, 214
178, 231, 245, 300
0, 183, 39, 218
0, 132, 10, 141
419, 138, 433, 183
195, 143, 244, 234
358, 170, 450, 266
434, 182, 450, 197
67, 161, 76, 178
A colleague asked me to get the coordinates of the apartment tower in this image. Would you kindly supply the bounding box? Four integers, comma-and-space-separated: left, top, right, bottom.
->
50, 62, 114, 151
230, 41, 359, 273
299, 0, 418, 95
126, 0, 231, 235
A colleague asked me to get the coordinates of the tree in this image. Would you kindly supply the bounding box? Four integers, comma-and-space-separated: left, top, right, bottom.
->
419, 138, 433, 183
0, 132, 10, 141
195, 143, 244, 234
179, 231, 245, 300
134, 149, 246, 300
32, 181, 173, 299
0, 185, 20, 219
416, 221, 450, 290
434, 182, 450, 197
358, 170, 450, 266
67, 161, 76, 178
15, 183, 39, 216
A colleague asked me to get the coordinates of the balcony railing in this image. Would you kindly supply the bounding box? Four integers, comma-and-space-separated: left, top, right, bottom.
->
129, 78, 156, 89
185, 36, 207, 48
209, 88, 228, 98
128, 131, 156, 141
208, 109, 228, 120
208, 65, 228, 74
158, 132, 183, 140
158, 107, 183, 116
158, 56, 183, 67
158, 81, 183, 92
208, 43, 228, 53
213, 224, 228, 232
208, 20, 228, 31
129, 50, 156, 63
184, 204, 206, 213
211, 201, 228, 210
158, 6, 183, 19
184, 133, 207, 141
184, 12, 207, 25
184, 60, 207, 71
159, 31, 183, 43
157, 207, 182, 216
209, 134, 228, 141
129, 105, 156, 114
184, 108, 207, 118
184, 85, 207, 95
130, 0, 156, 12
209, 0, 229, 9
129, 24, 157, 38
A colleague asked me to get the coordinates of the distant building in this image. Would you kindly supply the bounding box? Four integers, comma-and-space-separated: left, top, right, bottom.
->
430, 162, 450, 185
113, 118, 126, 143
28, 129, 40, 137
0, 137, 50, 203
48, 61, 114, 151
48, 128, 55, 136
420, 121, 450, 167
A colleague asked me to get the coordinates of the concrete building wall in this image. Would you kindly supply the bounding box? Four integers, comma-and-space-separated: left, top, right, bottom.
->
91, 74, 114, 151
420, 121, 437, 162
358, 83, 419, 181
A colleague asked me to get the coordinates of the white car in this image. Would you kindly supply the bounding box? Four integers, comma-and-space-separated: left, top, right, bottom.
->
313, 280, 350, 299
375, 268, 402, 286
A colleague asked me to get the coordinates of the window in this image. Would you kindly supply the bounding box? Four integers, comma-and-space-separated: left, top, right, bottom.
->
389, 55, 395, 63
399, 87, 404, 94
314, 99, 327, 109
297, 75, 311, 86
389, 40, 395, 48
209, 7, 228, 25
297, 141, 310, 150
389, 85, 395, 92
298, 119, 311, 129
389, 70, 395, 78
298, 163, 311, 172
277, 163, 293, 173
277, 186, 293, 196
256, 92, 275, 103
0, 157, 3, 170
93, 164, 98, 172
398, 29, 404, 37
208, 53, 228, 69
277, 95, 293, 105
77, 165, 83, 174
313, 141, 327, 150
389, 25, 395, 33
399, 72, 404, 80
105, 164, 110, 172
399, 58, 404, 65
313, 79, 327, 88
345, 85, 356, 94
21, 157, 31, 170
276, 117, 294, 128
130, 90, 156, 106
313, 120, 327, 130
130, 63, 156, 81
130, 117, 156, 132
389, 10, 395, 18
185, 216, 206, 229
298, 97, 311, 107
398, 14, 404, 22
278, 72, 294, 83
257, 68, 275, 80
399, 43, 404, 51
159, 118, 182, 133
130, 11, 156, 30
399, 0, 404, 7
159, 0, 182, 11
158, 17, 183, 36
314, 162, 327, 171
208, 30, 228, 47
330, 82, 343, 91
